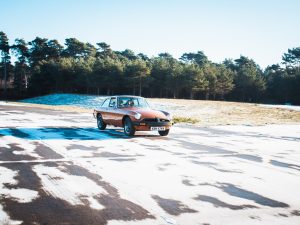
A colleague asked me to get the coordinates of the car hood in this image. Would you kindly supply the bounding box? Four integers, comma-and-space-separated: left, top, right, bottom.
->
131, 108, 168, 119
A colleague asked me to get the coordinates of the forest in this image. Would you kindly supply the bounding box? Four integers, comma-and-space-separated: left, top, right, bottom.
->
0, 31, 300, 104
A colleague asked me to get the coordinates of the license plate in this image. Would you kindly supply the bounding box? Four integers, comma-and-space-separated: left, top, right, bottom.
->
151, 127, 165, 131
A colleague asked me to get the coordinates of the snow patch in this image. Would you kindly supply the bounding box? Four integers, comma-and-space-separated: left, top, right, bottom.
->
0, 166, 39, 203
260, 104, 300, 111
0, 204, 22, 225
20, 94, 106, 109
33, 164, 106, 208
87, 196, 105, 210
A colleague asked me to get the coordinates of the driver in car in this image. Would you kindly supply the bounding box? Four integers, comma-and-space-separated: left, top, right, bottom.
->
119, 99, 125, 107
127, 100, 134, 107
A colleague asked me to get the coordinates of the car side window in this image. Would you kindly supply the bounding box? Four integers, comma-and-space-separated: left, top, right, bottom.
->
133, 99, 139, 106
101, 98, 110, 107
109, 98, 117, 108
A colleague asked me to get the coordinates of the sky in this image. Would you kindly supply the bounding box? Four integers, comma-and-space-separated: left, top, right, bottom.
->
1, 0, 299, 68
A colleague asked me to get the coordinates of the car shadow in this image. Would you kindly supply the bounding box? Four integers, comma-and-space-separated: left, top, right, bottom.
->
0, 127, 164, 140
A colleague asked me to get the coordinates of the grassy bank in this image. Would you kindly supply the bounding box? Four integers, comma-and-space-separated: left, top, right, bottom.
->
150, 98, 300, 126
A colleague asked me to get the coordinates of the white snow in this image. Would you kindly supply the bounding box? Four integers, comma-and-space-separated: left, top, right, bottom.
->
2, 188, 39, 203
0, 101, 24, 107
33, 164, 106, 208
19, 94, 106, 109
0, 135, 42, 159
260, 104, 300, 111
0, 166, 39, 203
87, 196, 105, 210
0, 205, 22, 225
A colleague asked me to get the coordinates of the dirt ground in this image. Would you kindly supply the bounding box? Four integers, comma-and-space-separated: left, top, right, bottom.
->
8, 98, 300, 126
150, 98, 300, 126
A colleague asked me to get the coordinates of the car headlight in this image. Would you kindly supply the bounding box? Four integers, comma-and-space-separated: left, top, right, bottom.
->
167, 113, 173, 121
134, 113, 141, 120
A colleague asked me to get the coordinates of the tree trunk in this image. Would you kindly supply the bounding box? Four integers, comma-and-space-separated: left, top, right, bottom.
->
24, 73, 28, 89
139, 75, 142, 96
220, 92, 224, 100
190, 91, 194, 99
3, 58, 7, 100
205, 92, 209, 100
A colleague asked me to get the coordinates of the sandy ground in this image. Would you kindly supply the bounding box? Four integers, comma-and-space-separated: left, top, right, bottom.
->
5, 98, 300, 126
149, 98, 300, 126
0, 103, 300, 225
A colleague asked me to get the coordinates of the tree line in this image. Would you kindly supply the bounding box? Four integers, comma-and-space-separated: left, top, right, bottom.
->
1, 31, 300, 104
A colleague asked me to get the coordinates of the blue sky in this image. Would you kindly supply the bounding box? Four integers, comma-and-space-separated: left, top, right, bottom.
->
1, 0, 299, 68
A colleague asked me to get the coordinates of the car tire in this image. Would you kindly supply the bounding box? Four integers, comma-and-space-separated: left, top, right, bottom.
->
97, 114, 107, 130
124, 117, 135, 136
158, 129, 169, 136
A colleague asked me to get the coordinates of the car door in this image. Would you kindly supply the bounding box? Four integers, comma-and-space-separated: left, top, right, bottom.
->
105, 97, 117, 125
100, 98, 110, 123
113, 97, 125, 127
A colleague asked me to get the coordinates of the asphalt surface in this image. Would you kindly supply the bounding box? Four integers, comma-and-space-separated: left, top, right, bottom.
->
0, 103, 300, 225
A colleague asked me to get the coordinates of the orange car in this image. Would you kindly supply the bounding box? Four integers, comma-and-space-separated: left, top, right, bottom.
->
93, 96, 173, 136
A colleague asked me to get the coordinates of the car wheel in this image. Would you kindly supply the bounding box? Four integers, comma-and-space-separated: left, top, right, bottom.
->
97, 114, 106, 130
158, 129, 169, 136
124, 117, 135, 136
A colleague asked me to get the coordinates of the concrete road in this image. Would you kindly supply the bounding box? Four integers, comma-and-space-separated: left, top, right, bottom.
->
0, 102, 300, 225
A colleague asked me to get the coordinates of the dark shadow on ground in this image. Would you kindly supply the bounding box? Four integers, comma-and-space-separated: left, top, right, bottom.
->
0, 162, 154, 225
0, 127, 163, 140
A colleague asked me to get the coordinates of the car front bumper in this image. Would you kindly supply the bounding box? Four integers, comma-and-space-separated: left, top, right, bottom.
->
132, 121, 172, 131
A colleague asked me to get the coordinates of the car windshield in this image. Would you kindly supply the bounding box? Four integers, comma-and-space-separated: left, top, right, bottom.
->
118, 97, 150, 108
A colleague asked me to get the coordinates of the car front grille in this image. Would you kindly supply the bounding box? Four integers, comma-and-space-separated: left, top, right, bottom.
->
142, 118, 170, 123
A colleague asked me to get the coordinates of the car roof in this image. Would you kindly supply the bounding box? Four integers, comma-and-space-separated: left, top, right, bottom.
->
108, 95, 145, 99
